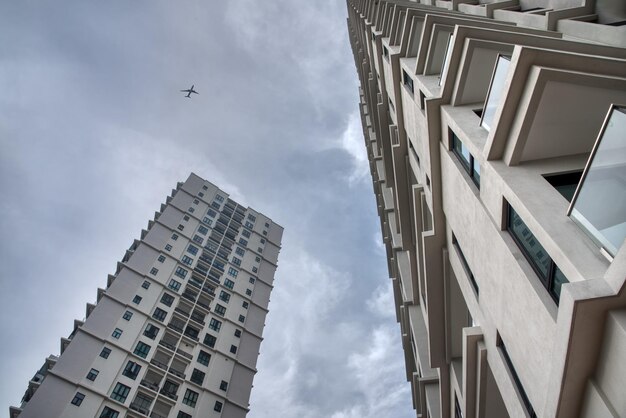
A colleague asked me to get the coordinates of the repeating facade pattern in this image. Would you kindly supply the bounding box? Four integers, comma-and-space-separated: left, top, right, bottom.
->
347, 1, 626, 417
11, 173, 283, 418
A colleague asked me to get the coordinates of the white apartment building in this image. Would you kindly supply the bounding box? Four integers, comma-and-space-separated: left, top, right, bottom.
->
10, 173, 283, 418
347, 1, 625, 417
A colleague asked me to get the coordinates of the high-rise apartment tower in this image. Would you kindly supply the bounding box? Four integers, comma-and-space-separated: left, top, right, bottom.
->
10, 173, 283, 418
347, 1, 625, 417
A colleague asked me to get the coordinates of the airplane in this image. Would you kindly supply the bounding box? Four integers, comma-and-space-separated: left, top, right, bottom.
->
181, 85, 199, 98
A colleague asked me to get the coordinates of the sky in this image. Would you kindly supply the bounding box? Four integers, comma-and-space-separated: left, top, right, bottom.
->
0, 1, 414, 417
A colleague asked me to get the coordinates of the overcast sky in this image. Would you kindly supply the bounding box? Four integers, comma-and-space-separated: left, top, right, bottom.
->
0, 1, 414, 417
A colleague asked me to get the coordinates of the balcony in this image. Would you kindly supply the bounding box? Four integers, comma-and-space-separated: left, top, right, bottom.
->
159, 390, 178, 401
174, 307, 190, 318
168, 367, 186, 380
129, 402, 151, 416
140, 379, 160, 392
569, 105, 626, 258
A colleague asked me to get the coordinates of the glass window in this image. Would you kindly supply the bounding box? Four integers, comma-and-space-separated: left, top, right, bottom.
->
100, 347, 111, 359
235, 247, 245, 256
191, 368, 205, 385
71, 392, 85, 406
203, 217, 213, 225
178, 412, 192, 418
569, 106, 626, 256
209, 319, 222, 332
219, 291, 231, 303
220, 380, 228, 391
239, 238, 248, 246
122, 361, 141, 380
175, 267, 188, 279
232, 257, 241, 266
181, 255, 193, 266
132, 295, 142, 304
142, 280, 150, 289
86, 368, 99, 381
168, 279, 181, 292
215, 304, 226, 316
215, 195, 224, 202
230, 345, 237, 354
238, 315, 245, 323
187, 244, 199, 255
150, 268, 158, 275
246, 289, 252, 296
481, 55, 511, 131
123, 311, 133, 321
192, 235, 204, 244
403, 70, 414, 95
249, 277, 255, 284
224, 279, 235, 289
182, 389, 199, 407
214, 401, 223, 412
160, 293, 174, 307
144, 324, 160, 340
165, 244, 173, 252
110, 382, 131, 403
242, 301, 249, 309
204, 334, 217, 347
172, 233, 179, 239
133, 341, 151, 359
198, 350, 211, 366
234, 329, 241, 338
228, 268, 238, 277
112, 328, 122, 339
100, 407, 119, 418
451, 131, 480, 189
152, 308, 167, 322
198, 225, 209, 235
158, 255, 166, 263
242, 229, 251, 238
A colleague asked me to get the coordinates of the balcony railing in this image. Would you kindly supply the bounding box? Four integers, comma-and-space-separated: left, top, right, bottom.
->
174, 307, 190, 317
158, 340, 176, 352
140, 379, 160, 392
168, 367, 186, 379
129, 402, 151, 415
159, 389, 178, 401
176, 348, 193, 360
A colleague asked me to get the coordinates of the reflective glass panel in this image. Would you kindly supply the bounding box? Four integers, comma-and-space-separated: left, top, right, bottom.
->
481, 55, 511, 131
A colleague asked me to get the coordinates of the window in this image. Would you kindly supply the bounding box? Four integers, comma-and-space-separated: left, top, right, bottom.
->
198, 225, 209, 235
122, 361, 141, 380
168, 279, 181, 291
150, 268, 158, 275
187, 244, 199, 255
182, 255, 193, 266
219, 291, 231, 303
262, 230, 267, 236
183, 215, 190, 221
132, 295, 142, 304
193, 199, 199, 205
244, 221, 254, 229
71, 392, 85, 406
232, 257, 241, 266
248, 214, 256, 222
451, 130, 480, 189
234, 329, 241, 338
86, 368, 99, 381
260, 238, 266, 244
204, 334, 217, 347
175, 266, 188, 279
249, 277, 255, 284
255, 256, 261, 262
228, 267, 238, 277
452, 234, 479, 296
258, 247, 263, 253
214, 401, 223, 412
158, 255, 166, 263
252, 267, 258, 273
215, 304, 227, 316
264, 222, 269, 228
209, 319, 222, 332
507, 204, 568, 303
112, 328, 123, 339
238, 315, 245, 323
212, 202, 220, 209
172, 233, 179, 239
403, 70, 414, 95
178, 412, 192, 418
192, 235, 204, 244
481, 55, 511, 131
142, 280, 150, 289
498, 334, 536, 417
235, 247, 245, 256
230, 345, 237, 354
202, 185, 208, 190
224, 279, 235, 289
207, 209, 217, 217
242, 229, 251, 238
220, 380, 228, 391
543, 171, 583, 203
239, 238, 248, 246
199, 191, 205, 197
203, 217, 213, 225
191, 368, 205, 385
246, 289, 252, 296
242, 301, 249, 309
160, 293, 174, 307
185, 325, 199, 340
123, 311, 133, 321
144, 324, 160, 340
100, 407, 119, 418
215, 194, 224, 202
197, 350, 211, 366
134, 341, 151, 358
110, 382, 131, 403
153, 308, 167, 322
165, 244, 173, 252
100, 347, 112, 359
182, 389, 199, 407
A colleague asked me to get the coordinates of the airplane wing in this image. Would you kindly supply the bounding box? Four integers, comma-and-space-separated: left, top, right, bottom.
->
181, 89, 190, 93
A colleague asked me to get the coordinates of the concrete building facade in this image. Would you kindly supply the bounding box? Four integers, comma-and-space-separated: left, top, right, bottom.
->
347, 1, 626, 417
10, 173, 283, 418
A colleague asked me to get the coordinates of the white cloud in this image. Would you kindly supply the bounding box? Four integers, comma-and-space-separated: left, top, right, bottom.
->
367, 281, 397, 320
341, 110, 370, 185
